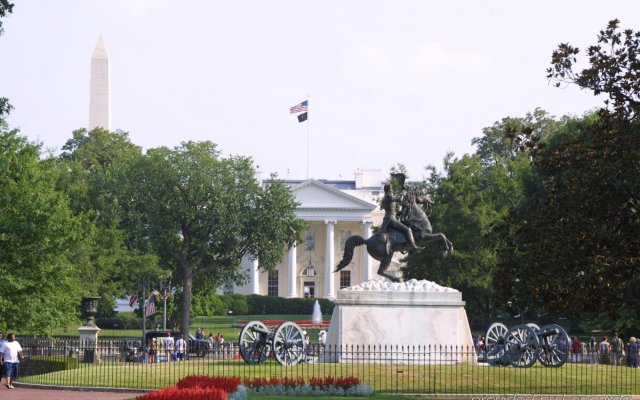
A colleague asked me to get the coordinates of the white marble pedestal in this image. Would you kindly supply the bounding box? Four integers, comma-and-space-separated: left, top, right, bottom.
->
322, 279, 474, 363
78, 325, 101, 363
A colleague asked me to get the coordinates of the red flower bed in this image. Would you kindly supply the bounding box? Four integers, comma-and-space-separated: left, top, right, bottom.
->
176, 375, 240, 393
243, 376, 306, 388
243, 375, 361, 390
137, 386, 227, 400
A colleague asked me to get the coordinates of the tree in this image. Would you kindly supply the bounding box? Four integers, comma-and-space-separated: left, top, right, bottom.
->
495, 20, 640, 321
494, 113, 640, 318
547, 19, 640, 120
0, 124, 88, 333
128, 141, 305, 336
0, 0, 14, 117
0, 0, 13, 36
57, 128, 164, 317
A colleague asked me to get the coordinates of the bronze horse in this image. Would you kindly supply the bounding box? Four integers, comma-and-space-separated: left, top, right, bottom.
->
335, 188, 453, 282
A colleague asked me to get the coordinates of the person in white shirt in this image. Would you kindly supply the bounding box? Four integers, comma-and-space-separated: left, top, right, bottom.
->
175, 334, 187, 361
0, 333, 23, 389
164, 333, 174, 362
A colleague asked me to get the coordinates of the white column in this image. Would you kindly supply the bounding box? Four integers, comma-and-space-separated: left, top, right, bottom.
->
287, 243, 297, 298
249, 257, 259, 295
362, 220, 373, 282
324, 220, 336, 300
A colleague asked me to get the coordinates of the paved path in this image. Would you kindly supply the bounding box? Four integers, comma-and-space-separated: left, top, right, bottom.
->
3, 384, 146, 400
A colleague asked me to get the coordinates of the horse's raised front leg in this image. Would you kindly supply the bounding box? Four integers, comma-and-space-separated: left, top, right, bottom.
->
377, 255, 401, 282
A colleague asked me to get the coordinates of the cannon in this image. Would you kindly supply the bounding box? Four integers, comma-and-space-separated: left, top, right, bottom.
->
484, 322, 571, 368
238, 321, 306, 366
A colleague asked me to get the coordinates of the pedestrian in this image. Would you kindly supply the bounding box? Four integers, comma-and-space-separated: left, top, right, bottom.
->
598, 336, 610, 364
0, 333, 6, 384
148, 338, 157, 363
0, 333, 23, 389
610, 332, 625, 366
175, 334, 187, 361
571, 336, 582, 363
627, 337, 639, 368
164, 332, 174, 362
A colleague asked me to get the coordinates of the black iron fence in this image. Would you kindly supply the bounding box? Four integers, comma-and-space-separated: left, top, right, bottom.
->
14, 338, 640, 394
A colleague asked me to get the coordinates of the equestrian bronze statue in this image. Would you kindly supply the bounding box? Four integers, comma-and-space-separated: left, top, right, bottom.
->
335, 176, 453, 282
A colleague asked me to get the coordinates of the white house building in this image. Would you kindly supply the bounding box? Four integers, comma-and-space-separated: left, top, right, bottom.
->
233, 169, 386, 299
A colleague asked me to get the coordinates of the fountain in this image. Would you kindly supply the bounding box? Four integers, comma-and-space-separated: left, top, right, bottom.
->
312, 300, 322, 325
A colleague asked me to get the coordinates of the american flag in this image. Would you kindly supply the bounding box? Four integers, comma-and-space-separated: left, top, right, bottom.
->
145, 290, 160, 317
290, 100, 308, 114
128, 294, 138, 307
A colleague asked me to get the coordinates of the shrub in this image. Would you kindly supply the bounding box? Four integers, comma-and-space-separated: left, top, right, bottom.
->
221, 294, 249, 315
245, 294, 334, 315
21, 356, 79, 377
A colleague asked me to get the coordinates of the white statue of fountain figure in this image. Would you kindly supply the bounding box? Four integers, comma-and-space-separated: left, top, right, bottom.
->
312, 300, 322, 325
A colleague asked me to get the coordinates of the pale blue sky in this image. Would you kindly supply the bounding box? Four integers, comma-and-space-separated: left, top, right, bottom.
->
1, 1, 639, 180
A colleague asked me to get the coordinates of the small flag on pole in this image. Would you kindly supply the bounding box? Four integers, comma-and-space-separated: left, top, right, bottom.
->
128, 294, 138, 307
145, 290, 160, 317
290, 100, 308, 114
297, 112, 308, 123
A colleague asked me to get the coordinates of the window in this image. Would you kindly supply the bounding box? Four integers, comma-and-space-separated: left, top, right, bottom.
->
304, 230, 315, 251
303, 281, 315, 299
340, 270, 351, 289
340, 230, 352, 250
268, 270, 279, 297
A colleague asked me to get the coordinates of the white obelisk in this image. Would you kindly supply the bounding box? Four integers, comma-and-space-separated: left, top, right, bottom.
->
89, 36, 111, 131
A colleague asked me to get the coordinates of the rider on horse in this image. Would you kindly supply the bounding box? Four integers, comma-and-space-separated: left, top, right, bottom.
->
379, 183, 421, 250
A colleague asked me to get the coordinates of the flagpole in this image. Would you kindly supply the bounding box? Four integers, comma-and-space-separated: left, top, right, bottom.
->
307, 93, 311, 179
163, 289, 167, 330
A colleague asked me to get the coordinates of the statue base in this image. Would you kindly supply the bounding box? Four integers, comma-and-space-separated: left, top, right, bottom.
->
322, 279, 474, 363
78, 325, 101, 363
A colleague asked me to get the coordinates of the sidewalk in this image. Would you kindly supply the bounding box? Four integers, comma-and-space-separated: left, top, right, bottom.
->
4, 384, 146, 400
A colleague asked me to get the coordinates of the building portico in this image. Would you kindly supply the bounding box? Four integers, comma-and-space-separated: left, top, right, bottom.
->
235, 178, 382, 299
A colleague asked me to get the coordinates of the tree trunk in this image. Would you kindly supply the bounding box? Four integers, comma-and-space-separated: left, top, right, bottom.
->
181, 261, 193, 339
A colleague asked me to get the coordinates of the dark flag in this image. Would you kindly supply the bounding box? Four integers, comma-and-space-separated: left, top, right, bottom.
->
128, 294, 138, 307
297, 112, 308, 123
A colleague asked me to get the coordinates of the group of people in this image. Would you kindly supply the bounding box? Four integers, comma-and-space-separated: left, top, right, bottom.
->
147, 332, 188, 363
0, 333, 23, 389
203, 330, 225, 352
573, 333, 639, 367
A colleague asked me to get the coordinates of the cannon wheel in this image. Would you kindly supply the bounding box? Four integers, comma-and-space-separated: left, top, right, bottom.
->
504, 324, 540, 368
238, 321, 270, 365
527, 323, 540, 333
273, 321, 305, 366
537, 323, 571, 367
485, 322, 508, 366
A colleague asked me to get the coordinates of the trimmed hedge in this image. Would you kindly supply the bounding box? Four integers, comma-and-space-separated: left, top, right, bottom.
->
245, 294, 334, 315
21, 355, 79, 377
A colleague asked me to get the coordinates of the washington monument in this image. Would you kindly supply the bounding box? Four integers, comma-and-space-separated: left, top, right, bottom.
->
89, 36, 110, 131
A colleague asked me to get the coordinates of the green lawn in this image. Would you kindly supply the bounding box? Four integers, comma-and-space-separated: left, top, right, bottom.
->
50, 314, 331, 341
21, 358, 640, 395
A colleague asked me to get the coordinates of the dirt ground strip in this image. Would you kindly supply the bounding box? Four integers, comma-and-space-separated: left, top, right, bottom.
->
4, 383, 146, 400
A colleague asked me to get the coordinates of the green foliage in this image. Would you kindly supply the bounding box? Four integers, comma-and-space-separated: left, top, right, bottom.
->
0, 0, 14, 35
0, 127, 87, 333
97, 312, 142, 330
56, 128, 164, 318
548, 19, 640, 120
22, 355, 79, 377
220, 294, 249, 315
402, 112, 554, 324
192, 291, 229, 317
125, 141, 305, 335
494, 113, 640, 318
245, 295, 334, 315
